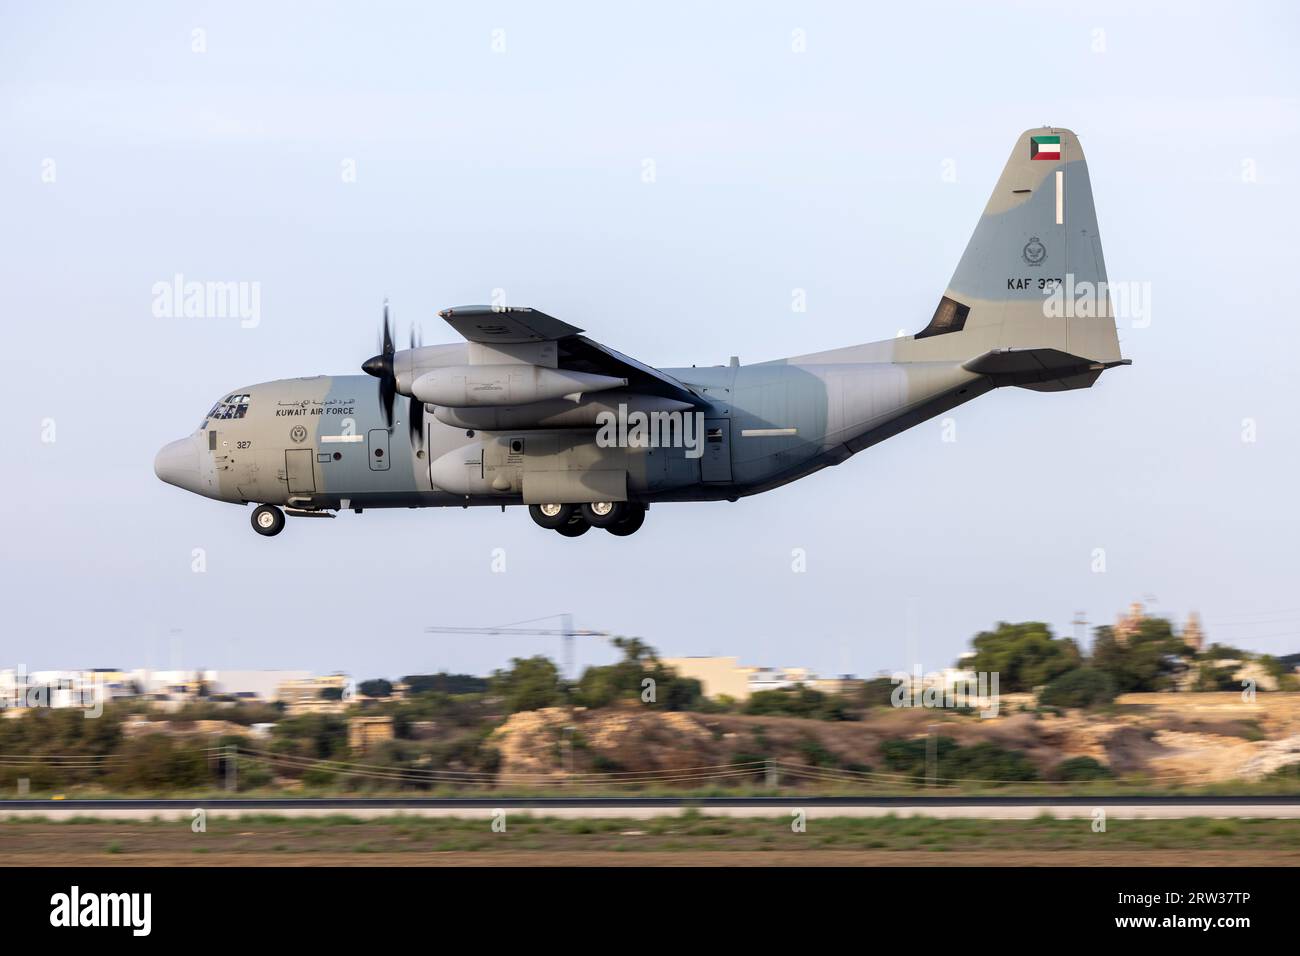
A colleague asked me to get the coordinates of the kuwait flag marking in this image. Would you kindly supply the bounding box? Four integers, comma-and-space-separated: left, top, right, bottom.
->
1030, 134, 1061, 160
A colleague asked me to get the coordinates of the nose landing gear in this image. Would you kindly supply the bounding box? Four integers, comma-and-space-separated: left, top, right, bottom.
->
251, 504, 285, 537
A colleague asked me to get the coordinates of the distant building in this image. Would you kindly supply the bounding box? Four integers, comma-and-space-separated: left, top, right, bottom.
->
0, 669, 131, 710
348, 715, 394, 752
809, 676, 865, 696
661, 657, 858, 702
747, 666, 814, 694
1113, 604, 1207, 656
661, 657, 753, 701
0, 667, 346, 712
276, 674, 352, 714
203, 670, 312, 702
1114, 601, 1147, 644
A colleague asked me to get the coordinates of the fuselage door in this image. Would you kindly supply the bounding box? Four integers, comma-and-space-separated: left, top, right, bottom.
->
367, 428, 391, 471
700, 418, 732, 482
284, 448, 316, 494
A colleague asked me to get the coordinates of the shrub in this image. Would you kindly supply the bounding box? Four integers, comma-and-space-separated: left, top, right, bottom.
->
743, 687, 854, 721
1038, 668, 1118, 709
879, 736, 1039, 783
1051, 756, 1114, 782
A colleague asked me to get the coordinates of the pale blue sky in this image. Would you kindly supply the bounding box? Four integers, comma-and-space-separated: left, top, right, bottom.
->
2, 1, 1298, 680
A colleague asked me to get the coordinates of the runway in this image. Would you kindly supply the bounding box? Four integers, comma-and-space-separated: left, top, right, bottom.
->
4, 795, 1299, 820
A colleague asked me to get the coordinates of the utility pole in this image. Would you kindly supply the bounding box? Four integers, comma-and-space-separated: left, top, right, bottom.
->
926, 724, 939, 789
1072, 611, 1089, 651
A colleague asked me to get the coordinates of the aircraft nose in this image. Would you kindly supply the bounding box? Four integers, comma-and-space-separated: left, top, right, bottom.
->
154, 436, 200, 490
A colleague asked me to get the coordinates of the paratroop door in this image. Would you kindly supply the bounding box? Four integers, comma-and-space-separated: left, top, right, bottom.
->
285, 448, 316, 494
700, 418, 732, 482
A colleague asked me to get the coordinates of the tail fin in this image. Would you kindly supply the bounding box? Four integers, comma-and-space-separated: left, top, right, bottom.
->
907, 128, 1123, 376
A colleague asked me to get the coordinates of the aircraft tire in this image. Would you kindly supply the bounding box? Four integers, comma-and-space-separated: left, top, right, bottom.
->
580, 501, 627, 528
251, 504, 286, 537
529, 503, 575, 529
605, 504, 646, 536
555, 514, 591, 537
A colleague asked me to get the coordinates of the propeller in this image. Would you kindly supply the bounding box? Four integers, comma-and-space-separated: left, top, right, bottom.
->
408, 324, 425, 449
361, 301, 397, 429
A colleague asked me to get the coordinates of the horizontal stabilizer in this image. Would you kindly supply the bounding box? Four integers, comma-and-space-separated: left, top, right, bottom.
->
963, 347, 1130, 389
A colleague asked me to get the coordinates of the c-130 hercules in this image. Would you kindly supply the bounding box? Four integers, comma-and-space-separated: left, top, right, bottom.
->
155, 128, 1128, 537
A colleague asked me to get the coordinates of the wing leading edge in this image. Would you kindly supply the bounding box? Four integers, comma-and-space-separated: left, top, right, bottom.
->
438, 305, 703, 406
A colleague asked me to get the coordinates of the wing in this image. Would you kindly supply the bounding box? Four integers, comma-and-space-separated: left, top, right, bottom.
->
439, 305, 583, 344
438, 305, 703, 406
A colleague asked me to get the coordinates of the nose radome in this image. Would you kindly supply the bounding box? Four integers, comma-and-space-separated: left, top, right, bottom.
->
154, 436, 200, 490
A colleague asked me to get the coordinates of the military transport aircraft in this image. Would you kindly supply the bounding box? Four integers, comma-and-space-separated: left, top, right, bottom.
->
155, 128, 1128, 537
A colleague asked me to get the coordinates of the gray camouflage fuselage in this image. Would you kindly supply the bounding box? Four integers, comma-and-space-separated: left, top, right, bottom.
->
155, 353, 988, 510
155, 127, 1126, 527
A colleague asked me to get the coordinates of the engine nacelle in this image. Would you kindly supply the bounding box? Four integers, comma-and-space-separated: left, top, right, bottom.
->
411, 365, 627, 408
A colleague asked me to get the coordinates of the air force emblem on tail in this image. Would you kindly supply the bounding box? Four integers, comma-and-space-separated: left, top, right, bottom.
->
1022, 237, 1048, 266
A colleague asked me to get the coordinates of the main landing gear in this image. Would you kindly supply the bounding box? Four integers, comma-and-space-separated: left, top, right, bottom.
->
528, 502, 647, 537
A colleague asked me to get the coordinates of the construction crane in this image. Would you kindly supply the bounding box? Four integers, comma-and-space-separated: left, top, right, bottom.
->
424, 613, 614, 680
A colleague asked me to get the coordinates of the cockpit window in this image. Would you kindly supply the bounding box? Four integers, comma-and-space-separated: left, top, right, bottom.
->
202, 393, 252, 426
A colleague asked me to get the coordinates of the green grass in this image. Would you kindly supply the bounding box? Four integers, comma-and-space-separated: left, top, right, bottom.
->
7, 813, 1298, 854
6, 770, 1299, 802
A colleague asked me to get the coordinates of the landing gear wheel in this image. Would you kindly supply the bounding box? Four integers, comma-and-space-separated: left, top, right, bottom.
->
580, 501, 627, 529
605, 503, 646, 536
529, 503, 575, 529
554, 514, 591, 537
251, 504, 285, 537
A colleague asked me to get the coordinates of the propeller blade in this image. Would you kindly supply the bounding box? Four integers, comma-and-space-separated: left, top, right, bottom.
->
362, 299, 398, 430
382, 302, 394, 360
